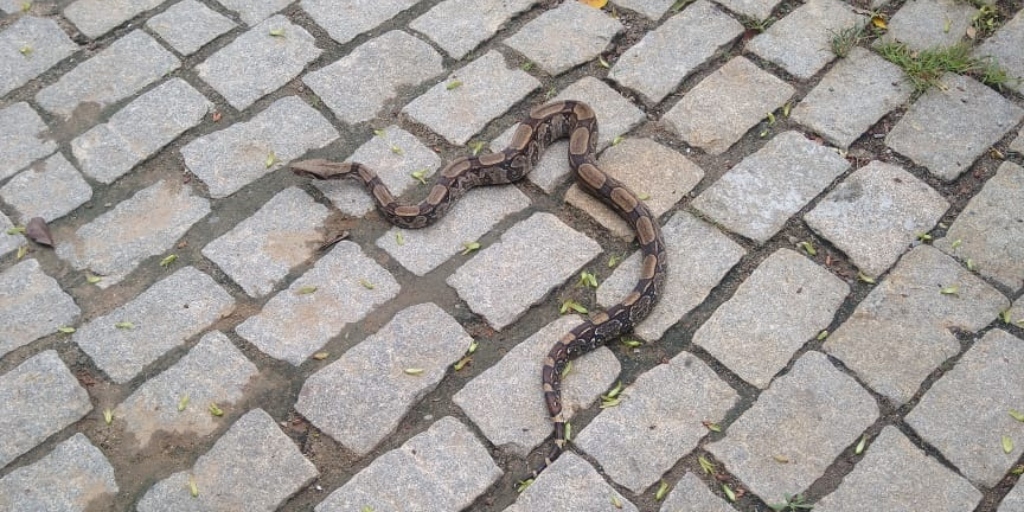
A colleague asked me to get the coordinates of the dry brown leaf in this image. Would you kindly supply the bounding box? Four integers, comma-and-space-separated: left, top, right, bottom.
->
26, 217, 53, 247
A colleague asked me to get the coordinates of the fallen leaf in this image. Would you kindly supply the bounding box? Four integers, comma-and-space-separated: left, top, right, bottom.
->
871, 14, 887, 29
578, 0, 608, 7
25, 217, 53, 246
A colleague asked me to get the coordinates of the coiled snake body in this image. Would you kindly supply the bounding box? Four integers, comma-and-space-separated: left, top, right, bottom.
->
291, 100, 667, 480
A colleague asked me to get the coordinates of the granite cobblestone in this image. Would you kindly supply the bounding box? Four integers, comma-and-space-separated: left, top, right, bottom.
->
0, 16, 77, 97
0, 153, 92, 223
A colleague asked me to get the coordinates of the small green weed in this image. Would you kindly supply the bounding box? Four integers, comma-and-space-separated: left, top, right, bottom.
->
769, 493, 814, 511
876, 41, 1012, 93
828, 25, 869, 58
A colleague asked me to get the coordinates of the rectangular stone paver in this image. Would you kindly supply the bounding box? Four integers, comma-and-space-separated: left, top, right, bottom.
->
203, 187, 330, 297
377, 185, 530, 276
504, 1, 622, 75
886, 73, 1023, 181
1002, 480, 1024, 512
114, 331, 258, 447
791, 47, 914, 149
0, 102, 57, 181
0, 433, 117, 512
575, 351, 739, 493
505, 453, 638, 512
708, 351, 879, 504
304, 30, 443, 125
906, 329, 1024, 487
214, 0, 291, 25
0, 351, 92, 468
311, 125, 442, 217
747, 0, 864, 80
0, 16, 77, 97
410, 0, 538, 59
55, 180, 211, 286
0, 212, 26, 258
181, 96, 339, 198
0, 258, 80, 359
73, 267, 235, 383
609, 0, 742, 104
404, 50, 540, 145
805, 160, 949, 278
715, 0, 782, 21
447, 212, 601, 330
0, 153, 92, 223
235, 241, 400, 365
35, 30, 179, 118
197, 15, 321, 111
296, 303, 472, 455
692, 131, 849, 243
63, 0, 162, 38
453, 316, 620, 456
71, 78, 212, 184
823, 245, 1009, 404
935, 161, 1024, 292
878, 0, 978, 51
659, 472, 736, 512
598, 212, 745, 342
693, 248, 848, 389
664, 56, 794, 155
816, 427, 982, 512
612, 0, 675, 20
316, 417, 502, 512
973, 9, 1024, 94
137, 409, 318, 512
146, 0, 236, 56
301, 0, 419, 45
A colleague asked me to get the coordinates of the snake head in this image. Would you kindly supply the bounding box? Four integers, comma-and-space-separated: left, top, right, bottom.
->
290, 159, 353, 180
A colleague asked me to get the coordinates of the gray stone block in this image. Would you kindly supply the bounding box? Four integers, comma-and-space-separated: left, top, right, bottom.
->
447, 212, 601, 330
805, 160, 949, 278
315, 417, 501, 512
715, 0, 782, 22
0, 102, 57, 181
566, 138, 702, 239
598, 212, 745, 341
181, 96, 339, 198
72, 78, 211, 184
576, 351, 738, 493
505, 453, 638, 512
64, 0, 163, 38
935, 161, 1024, 291
35, 30, 179, 118
886, 73, 1023, 181
115, 331, 258, 446
0, 351, 91, 468
146, 0, 236, 56
1012, 129, 1024, 154
0, 212, 25, 258
311, 125, 441, 217
296, 304, 472, 455
791, 47, 914, 148
609, 0, 742, 104
55, 180, 211, 287
377, 186, 530, 276
0, 16, 77, 97
203, 187, 329, 297
906, 329, 1024, 486
659, 472, 736, 512
197, 15, 321, 111
815, 427, 982, 512
823, 245, 1009, 404
505, 1, 622, 75
748, 0, 864, 80
613, 0, 675, 20
0, 258, 80, 359
0, 153, 92, 223
693, 248, 848, 389
403, 51, 540, 145
304, 30, 443, 125
664, 56, 794, 155
974, 9, 1024, 94
410, 0, 538, 59
0, 434, 117, 512
301, 0, 418, 45
213, 0, 290, 25
692, 131, 849, 244
137, 409, 318, 512
453, 316, 620, 457
1003, 480, 1024, 512
73, 267, 235, 383
878, 0, 977, 51
708, 351, 879, 504
235, 241, 400, 365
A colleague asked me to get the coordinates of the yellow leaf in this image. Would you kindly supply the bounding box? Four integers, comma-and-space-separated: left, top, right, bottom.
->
871, 15, 887, 29
578, 0, 608, 7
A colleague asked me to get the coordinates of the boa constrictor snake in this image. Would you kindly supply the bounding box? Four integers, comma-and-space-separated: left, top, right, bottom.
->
290, 100, 667, 481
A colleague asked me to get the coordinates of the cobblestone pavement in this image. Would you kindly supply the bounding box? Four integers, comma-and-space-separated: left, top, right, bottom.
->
1, 0, 1023, 510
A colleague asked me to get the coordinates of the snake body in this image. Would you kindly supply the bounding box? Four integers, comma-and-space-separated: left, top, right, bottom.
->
291, 100, 667, 480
